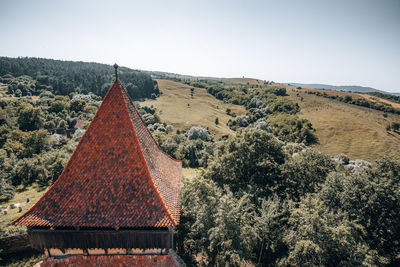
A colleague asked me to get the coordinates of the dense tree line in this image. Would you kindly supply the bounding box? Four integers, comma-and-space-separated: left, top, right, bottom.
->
305, 90, 400, 114
0, 57, 159, 99
367, 92, 400, 105
176, 130, 400, 266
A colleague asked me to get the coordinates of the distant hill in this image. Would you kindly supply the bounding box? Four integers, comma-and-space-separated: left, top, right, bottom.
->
144, 70, 266, 85
286, 83, 395, 95
0, 57, 159, 99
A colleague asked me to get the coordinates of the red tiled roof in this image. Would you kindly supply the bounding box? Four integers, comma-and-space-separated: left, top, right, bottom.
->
35, 254, 184, 267
13, 81, 181, 228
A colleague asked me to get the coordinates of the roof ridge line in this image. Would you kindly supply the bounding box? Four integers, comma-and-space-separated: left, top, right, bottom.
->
12, 81, 121, 226
121, 89, 181, 163
120, 86, 178, 227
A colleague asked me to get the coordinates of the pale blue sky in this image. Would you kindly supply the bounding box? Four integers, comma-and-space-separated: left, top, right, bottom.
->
1, 0, 399, 92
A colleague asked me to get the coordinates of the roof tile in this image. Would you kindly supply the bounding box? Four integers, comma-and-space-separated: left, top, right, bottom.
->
13, 81, 181, 228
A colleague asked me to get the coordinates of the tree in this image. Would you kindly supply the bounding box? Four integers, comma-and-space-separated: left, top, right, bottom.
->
215, 117, 219, 125
206, 130, 285, 195
0, 178, 15, 201
268, 114, 317, 145
283, 195, 381, 266
176, 176, 222, 265
255, 195, 292, 265
208, 192, 257, 266
69, 99, 86, 112
319, 157, 400, 263
24, 130, 49, 156
49, 100, 68, 113
17, 103, 43, 131
280, 149, 335, 201
344, 95, 353, 103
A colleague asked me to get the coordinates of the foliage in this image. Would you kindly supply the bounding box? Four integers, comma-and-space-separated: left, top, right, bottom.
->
208, 192, 257, 266
255, 196, 292, 265
153, 130, 214, 168
185, 126, 211, 141
206, 130, 285, 196
0, 88, 96, 190
17, 103, 43, 131
178, 177, 257, 266
306, 90, 400, 114
283, 195, 381, 266
367, 92, 400, 104
178, 126, 399, 266
203, 81, 317, 144
0, 56, 159, 100
280, 149, 335, 201
319, 157, 400, 262
268, 114, 317, 145
0, 177, 15, 201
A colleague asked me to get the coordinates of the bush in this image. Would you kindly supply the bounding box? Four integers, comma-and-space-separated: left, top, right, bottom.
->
392, 122, 400, 131
251, 119, 271, 132
185, 126, 211, 141
0, 178, 15, 201
268, 114, 317, 145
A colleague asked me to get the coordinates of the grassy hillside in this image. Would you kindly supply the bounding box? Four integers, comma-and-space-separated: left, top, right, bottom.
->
288, 82, 387, 94
142, 79, 400, 162
1, 186, 48, 235
300, 87, 400, 109
142, 79, 245, 137
286, 86, 400, 161
146, 70, 267, 85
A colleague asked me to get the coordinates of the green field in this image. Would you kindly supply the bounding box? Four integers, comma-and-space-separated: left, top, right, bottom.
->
286, 87, 400, 162
142, 79, 245, 138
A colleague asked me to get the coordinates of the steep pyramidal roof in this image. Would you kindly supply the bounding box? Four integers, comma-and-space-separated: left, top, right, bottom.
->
13, 81, 182, 228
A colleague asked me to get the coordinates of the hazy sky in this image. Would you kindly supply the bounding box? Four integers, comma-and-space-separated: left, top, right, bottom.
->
1, 0, 399, 92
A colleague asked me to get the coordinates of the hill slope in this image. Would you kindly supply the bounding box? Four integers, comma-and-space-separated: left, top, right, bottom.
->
142, 79, 245, 137
142, 78, 400, 161
286, 87, 400, 161
0, 57, 158, 99
287, 82, 391, 94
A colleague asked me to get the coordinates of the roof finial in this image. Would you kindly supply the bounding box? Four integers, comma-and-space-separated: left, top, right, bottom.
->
113, 63, 119, 81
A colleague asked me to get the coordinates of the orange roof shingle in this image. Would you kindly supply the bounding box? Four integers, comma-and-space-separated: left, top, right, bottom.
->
13, 81, 182, 228
36, 254, 184, 267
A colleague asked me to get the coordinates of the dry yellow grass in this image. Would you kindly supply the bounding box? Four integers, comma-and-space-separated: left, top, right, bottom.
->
142, 79, 242, 137
288, 85, 400, 109
287, 88, 400, 162
220, 77, 265, 85
182, 168, 202, 181
1, 185, 48, 233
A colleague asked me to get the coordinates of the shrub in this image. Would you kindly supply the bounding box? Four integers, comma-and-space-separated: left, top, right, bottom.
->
185, 126, 211, 141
